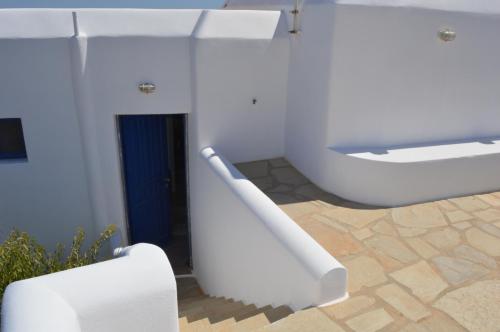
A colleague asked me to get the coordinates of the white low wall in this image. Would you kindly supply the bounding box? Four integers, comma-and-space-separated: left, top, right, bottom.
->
326, 138, 500, 206
191, 147, 346, 310
1, 244, 178, 332
280, 0, 500, 206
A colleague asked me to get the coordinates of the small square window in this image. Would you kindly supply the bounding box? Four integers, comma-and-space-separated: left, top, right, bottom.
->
0, 118, 27, 160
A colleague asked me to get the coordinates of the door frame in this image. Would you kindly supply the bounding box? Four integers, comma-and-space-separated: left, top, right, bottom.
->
115, 115, 132, 245
114, 114, 191, 268
181, 114, 193, 270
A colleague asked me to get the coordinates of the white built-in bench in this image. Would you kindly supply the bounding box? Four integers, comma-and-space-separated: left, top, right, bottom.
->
323, 137, 500, 206
334, 137, 500, 163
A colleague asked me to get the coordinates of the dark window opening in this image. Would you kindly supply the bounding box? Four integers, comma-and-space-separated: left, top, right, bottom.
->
0, 118, 27, 160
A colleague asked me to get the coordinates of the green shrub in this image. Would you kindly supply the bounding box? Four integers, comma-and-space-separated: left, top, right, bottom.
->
0, 225, 116, 308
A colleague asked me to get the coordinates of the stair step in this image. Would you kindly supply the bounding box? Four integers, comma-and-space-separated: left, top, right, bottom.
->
180, 306, 211, 324
177, 277, 205, 301
176, 278, 295, 331
230, 304, 257, 321
227, 313, 270, 332
179, 298, 232, 323
202, 299, 241, 315
255, 308, 341, 332
180, 303, 294, 331
177, 288, 206, 302
180, 297, 227, 313
181, 300, 250, 325
204, 301, 247, 323
179, 295, 209, 308
263, 305, 293, 323
211, 318, 236, 331
185, 318, 213, 332
234, 305, 272, 322
179, 317, 190, 332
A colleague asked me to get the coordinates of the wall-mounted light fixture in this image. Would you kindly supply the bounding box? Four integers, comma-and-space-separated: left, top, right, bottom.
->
438, 29, 456, 42
138, 82, 156, 94
289, 0, 301, 34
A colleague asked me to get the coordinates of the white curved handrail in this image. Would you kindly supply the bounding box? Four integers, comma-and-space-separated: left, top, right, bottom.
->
200, 147, 347, 306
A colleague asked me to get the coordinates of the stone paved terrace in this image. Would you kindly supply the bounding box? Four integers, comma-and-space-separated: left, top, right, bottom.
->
235, 158, 500, 332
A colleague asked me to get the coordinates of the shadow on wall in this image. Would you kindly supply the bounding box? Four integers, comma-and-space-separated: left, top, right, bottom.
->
235, 157, 384, 211
333, 137, 500, 156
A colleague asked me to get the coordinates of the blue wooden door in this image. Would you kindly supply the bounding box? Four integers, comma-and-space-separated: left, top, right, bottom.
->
119, 115, 170, 247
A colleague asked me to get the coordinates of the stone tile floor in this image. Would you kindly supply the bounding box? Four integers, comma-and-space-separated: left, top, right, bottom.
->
236, 158, 500, 332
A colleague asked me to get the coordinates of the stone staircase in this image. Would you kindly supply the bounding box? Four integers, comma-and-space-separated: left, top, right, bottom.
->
177, 278, 294, 332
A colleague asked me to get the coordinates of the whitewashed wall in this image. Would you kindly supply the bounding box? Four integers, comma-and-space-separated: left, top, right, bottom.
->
279, 0, 500, 205
0, 11, 94, 248
0, 5, 305, 319
0, 9, 289, 249
326, 4, 500, 148
0, 9, 288, 246
74, 9, 289, 243
284, 0, 336, 188
72, 10, 201, 245
191, 10, 289, 163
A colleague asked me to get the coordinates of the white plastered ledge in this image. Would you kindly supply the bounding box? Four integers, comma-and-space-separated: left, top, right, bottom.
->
333, 137, 500, 163
0, 10, 74, 38
323, 137, 500, 206
225, 0, 500, 14
1, 244, 178, 332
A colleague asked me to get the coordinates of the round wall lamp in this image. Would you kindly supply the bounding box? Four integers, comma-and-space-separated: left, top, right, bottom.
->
138, 82, 156, 94
438, 29, 456, 42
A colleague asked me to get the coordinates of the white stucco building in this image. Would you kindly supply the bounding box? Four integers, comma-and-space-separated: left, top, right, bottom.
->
2, 1, 500, 331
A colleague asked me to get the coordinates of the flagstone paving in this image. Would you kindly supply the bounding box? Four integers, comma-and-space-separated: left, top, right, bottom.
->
236, 158, 500, 332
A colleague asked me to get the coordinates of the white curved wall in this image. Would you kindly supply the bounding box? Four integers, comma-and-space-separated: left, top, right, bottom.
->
327, 143, 500, 206
192, 147, 346, 310
283, 0, 500, 206
1, 244, 178, 332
